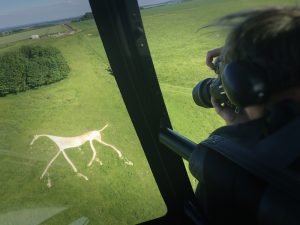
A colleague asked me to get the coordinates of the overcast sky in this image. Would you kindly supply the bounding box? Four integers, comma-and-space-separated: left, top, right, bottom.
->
0, 0, 171, 29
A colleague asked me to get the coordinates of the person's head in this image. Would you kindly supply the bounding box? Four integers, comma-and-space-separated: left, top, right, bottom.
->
217, 7, 300, 118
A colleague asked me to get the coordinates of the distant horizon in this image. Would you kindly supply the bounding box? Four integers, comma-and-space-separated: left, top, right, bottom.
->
0, 14, 85, 32
0, 0, 176, 31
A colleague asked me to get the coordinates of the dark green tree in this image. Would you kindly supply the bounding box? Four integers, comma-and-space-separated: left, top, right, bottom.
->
0, 45, 70, 96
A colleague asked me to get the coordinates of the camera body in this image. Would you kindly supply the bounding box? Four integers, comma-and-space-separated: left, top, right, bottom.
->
192, 57, 236, 110
192, 77, 235, 109
193, 58, 269, 108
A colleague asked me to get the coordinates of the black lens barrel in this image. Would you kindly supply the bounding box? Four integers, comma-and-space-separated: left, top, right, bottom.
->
192, 78, 214, 108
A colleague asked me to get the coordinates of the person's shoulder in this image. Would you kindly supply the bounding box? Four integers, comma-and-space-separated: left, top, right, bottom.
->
209, 118, 266, 145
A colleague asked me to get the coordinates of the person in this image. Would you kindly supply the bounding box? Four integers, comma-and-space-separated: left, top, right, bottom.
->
194, 7, 300, 225
205, 7, 300, 126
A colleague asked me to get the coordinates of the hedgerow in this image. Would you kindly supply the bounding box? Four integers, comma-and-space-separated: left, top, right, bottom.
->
0, 45, 70, 96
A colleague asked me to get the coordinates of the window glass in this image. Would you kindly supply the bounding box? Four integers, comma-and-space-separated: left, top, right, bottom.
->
140, 0, 296, 188
0, 1, 166, 224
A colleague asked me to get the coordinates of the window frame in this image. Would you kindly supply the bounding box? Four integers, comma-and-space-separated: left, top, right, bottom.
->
89, 0, 203, 224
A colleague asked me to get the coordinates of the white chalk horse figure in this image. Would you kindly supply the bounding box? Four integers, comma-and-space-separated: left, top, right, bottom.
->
30, 124, 133, 181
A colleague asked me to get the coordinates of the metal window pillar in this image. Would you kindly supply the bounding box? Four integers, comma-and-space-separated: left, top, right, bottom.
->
89, 0, 202, 224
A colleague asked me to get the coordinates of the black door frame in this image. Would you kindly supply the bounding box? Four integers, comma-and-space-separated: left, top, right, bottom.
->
89, 0, 203, 224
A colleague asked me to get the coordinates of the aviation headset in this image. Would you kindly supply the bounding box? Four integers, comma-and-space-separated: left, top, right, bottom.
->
220, 60, 271, 107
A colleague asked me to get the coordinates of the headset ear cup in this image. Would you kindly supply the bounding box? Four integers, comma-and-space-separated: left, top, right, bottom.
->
221, 61, 269, 107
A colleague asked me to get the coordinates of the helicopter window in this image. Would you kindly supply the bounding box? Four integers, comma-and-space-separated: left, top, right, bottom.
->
140, 0, 296, 189
0, 1, 166, 224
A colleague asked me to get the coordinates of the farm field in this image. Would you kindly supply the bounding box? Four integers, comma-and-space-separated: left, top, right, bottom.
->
0, 0, 295, 224
0, 24, 70, 47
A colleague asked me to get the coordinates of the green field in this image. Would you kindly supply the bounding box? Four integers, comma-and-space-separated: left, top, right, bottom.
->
0, 24, 69, 47
0, 0, 295, 224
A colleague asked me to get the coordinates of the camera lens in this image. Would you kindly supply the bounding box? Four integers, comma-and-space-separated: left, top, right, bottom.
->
192, 78, 213, 108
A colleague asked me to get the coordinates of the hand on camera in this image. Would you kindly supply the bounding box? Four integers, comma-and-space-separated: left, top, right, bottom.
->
206, 47, 223, 70
211, 97, 249, 125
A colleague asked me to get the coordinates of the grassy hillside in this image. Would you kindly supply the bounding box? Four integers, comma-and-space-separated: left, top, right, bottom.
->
0, 0, 295, 224
0, 20, 165, 225
0, 25, 69, 47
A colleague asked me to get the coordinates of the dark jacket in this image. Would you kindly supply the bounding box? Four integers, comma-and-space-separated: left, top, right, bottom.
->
193, 102, 300, 225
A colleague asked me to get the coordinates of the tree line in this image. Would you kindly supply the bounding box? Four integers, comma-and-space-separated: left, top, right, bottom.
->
0, 45, 70, 96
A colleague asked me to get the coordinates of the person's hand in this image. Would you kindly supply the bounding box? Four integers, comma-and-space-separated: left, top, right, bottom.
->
211, 97, 249, 125
206, 47, 223, 70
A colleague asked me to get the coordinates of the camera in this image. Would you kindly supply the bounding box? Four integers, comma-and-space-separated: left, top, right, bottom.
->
192, 77, 231, 108
192, 58, 235, 109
